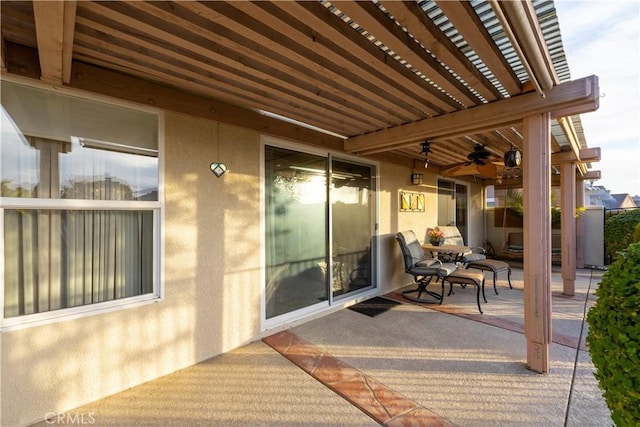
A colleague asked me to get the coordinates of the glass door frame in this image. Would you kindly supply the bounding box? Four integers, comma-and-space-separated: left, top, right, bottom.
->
260, 136, 379, 330
329, 155, 378, 302
437, 178, 469, 243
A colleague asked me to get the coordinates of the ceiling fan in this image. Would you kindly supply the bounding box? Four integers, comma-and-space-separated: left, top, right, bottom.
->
441, 144, 502, 178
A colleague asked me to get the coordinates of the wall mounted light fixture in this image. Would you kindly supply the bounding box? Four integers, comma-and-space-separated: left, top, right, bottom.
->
411, 172, 424, 185
210, 122, 227, 178
411, 159, 424, 185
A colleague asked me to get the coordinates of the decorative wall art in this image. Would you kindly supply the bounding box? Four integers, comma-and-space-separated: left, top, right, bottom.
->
400, 191, 425, 212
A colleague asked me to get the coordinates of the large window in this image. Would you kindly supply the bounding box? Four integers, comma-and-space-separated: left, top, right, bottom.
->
1, 79, 162, 327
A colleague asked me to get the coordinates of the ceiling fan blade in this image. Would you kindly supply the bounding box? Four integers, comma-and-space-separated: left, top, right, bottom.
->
476, 162, 498, 178
441, 162, 476, 177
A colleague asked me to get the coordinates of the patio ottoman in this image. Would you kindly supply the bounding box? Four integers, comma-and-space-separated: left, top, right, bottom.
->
444, 269, 486, 314
464, 259, 512, 295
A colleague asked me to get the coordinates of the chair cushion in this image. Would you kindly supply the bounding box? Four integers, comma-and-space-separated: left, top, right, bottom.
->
445, 268, 484, 285
462, 253, 487, 262
466, 259, 510, 272
397, 230, 427, 267
438, 263, 459, 276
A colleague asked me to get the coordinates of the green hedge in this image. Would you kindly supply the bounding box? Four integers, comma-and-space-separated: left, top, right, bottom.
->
605, 210, 640, 262
586, 242, 640, 425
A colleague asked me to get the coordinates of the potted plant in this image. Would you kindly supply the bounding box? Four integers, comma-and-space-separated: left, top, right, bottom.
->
427, 228, 445, 246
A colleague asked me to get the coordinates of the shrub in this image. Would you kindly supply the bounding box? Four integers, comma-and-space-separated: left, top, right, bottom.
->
634, 222, 640, 243
605, 210, 640, 262
586, 242, 640, 425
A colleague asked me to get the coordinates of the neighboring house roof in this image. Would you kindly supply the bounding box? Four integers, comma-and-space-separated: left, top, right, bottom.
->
604, 193, 637, 209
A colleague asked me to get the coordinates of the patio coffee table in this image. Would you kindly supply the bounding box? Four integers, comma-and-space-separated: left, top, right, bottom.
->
422, 243, 470, 263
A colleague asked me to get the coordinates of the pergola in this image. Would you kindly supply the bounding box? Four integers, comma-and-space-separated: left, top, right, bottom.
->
0, 0, 601, 372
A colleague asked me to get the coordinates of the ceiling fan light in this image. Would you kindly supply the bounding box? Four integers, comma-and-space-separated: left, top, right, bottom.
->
504, 148, 522, 168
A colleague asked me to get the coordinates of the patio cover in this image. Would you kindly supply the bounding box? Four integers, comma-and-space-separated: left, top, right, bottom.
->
0, 0, 601, 372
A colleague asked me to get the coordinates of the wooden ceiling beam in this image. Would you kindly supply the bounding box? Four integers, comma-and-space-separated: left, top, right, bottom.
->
434, 0, 522, 96
492, 169, 600, 188
345, 75, 599, 154
62, 1, 76, 83
1, 34, 6, 73
579, 170, 601, 181
557, 116, 587, 174
33, 0, 64, 84
551, 147, 601, 164
33, 0, 76, 84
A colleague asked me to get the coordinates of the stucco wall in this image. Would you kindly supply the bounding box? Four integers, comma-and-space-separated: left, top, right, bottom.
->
377, 161, 439, 291
1, 110, 485, 426
1, 112, 263, 427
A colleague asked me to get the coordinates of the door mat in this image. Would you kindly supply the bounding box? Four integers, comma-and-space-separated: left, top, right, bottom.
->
348, 297, 401, 317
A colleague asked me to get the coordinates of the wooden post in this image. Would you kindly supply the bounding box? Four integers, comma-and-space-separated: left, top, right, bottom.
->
522, 113, 552, 373
561, 162, 577, 295
576, 180, 585, 269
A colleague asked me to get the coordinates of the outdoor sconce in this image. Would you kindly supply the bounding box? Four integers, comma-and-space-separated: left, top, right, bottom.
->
210, 162, 227, 177
411, 172, 424, 185
210, 123, 227, 177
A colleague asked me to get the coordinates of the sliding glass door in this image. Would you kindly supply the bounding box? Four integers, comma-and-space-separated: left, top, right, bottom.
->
265, 146, 328, 318
264, 145, 376, 320
437, 179, 468, 242
331, 158, 375, 299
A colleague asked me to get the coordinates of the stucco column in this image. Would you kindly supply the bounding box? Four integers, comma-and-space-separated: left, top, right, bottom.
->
560, 162, 576, 295
576, 180, 585, 268
522, 113, 552, 373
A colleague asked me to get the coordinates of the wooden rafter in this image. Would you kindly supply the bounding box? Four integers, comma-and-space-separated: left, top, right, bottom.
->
380, 0, 503, 101
32, 1, 76, 84
434, 0, 522, 95
331, 1, 480, 108
1, 34, 6, 72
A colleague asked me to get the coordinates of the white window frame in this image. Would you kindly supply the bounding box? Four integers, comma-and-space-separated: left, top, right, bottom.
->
0, 76, 165, 331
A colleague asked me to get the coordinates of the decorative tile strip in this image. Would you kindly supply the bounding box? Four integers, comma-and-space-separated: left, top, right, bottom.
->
263, 330, 451, 426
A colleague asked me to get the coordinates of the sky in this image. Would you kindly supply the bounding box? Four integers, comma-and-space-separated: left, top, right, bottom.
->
554, 0, 640, 196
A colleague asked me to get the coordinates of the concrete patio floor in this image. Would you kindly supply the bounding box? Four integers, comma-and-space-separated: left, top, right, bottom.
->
31, 265, 613, 426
